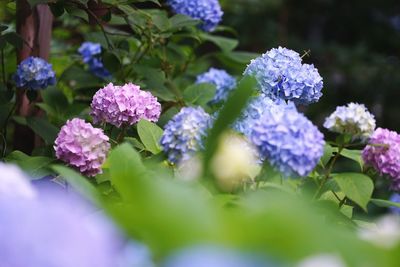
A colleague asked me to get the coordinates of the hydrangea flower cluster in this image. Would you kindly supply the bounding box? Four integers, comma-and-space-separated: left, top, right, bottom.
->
160, 107, 212, 164
244, 47, 323, 105
0, 163, 37, 199
234, 95, 294, 137
91, 83, 161, 128
78, 42, 111, 79
196, 68, 237, 104
324, 103, 376, 139
0, 190, 124, 267
54, 118, 110, 177
389, 193, 400, 215
250, 104, 325, 177
362, 128, 400, 190
13, 56, 56, 90
167, 0, 223, 32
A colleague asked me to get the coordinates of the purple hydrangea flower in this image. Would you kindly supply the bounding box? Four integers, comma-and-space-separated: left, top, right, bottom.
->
0, 163, 37, 199
78, 42, 111, 79
0, 190, 124, 267
162, 246, 273, 267
389, 193, 400, 215
13, 56, 56, 90
160, 107, 212, 164
362, 128, 400, 190
90, 83, 161, 128
167, 0, 223, 32
54, 118, 110, 177
244, 47, 323, 105
233, 95, 295, 137
250, 104, 325, 177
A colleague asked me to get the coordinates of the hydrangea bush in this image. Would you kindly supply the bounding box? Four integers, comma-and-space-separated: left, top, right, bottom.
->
1, 1, 400, 266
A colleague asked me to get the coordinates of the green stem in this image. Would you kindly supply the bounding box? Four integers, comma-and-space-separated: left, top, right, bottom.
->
313, 145, 344, 199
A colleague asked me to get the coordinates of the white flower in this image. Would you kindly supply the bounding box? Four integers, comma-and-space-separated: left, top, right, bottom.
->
211, 132, 261, 191
0, 163, 37, 199
297, 254, 346, 267
324, 103, 375, 139
358, 215, 400, 248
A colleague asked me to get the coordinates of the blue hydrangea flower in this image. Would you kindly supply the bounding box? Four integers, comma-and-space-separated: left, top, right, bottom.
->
162, 246, 275, 267
0, 191, 124, 267
233, 95, 294, 137
389, 193, 400, 215
160, 107, 212, 164
167, 0, 223, 32
196, 68, 237, 104
250, 104, 325, 177
78, 42, 111, 79
13, 57, 56, 90
244, 47, 323, 105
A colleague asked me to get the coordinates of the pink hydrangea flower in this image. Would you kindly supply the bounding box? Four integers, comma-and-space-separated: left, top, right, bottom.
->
362, 128, 400, 190
90, 83, 161, 128
54, 118, 110, 177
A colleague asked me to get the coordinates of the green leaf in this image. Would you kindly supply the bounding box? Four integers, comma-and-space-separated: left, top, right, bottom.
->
102, 51, 121, 73
333, 173, 374, 211
169, 14, 199, 30
183, 83, 216, 107
65, 6, 89, 22
51, 165, 99, 204
26, 117, 59, 145
49, 2, 65, 17
6, 151, 54, 179
4, 32, 23, 49
200, 33, 238, 52
124, 137, 145, 151
0, 24, 8, 33
320, 143, 335, 167
340, 148, 363, 170
137, 119, 163, 154
371, 198, 400, 209
203, 76, 256, 174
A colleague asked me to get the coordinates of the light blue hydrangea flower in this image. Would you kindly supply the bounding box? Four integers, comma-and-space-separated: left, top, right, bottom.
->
167, 0, 223, 32
389, 193, 400, 215
160, 107, 212, 164
250, 104, 325, 177
233, 95, 294, 137
196, 68, 237, 104
78, 42, 111, 79
244, 47, 323, 105
14, 56, 56, 90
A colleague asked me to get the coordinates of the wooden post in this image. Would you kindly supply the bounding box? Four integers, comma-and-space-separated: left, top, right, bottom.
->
14, 0, 53, 153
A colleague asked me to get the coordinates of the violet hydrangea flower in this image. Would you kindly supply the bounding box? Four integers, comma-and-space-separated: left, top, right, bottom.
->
362, 128, 400, 190
196, 68, 236, 104
324, 103, 376, 140
90, 83, 161, 128
78, 42, 111, 79
389, 193, 400, 215
244, 47, 323, 105
167, 0, 223, 32
13, 56, 56, 90
0, 163, 37, 199
250, 103, 325, 177
0, 190, 124, 267
54, 118, 110, 177
160, 107, 212, 164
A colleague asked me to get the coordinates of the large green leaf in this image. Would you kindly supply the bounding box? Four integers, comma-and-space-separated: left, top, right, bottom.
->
200, 33, 238, 52
51, 165, 99, 204
340, 148, 363, 170
26, 117, 59, 145
333, 172, 373, 211
6, 151, 54, 179
183, 83, 216, 107
371, 198, 400, 209
137, 119, 163, 154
